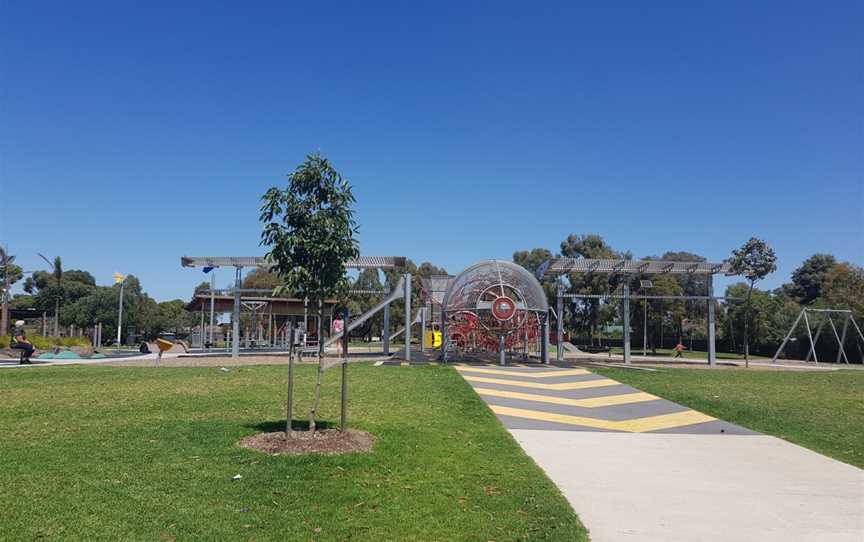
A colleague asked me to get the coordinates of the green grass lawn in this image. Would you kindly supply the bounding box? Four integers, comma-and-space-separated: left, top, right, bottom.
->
606, 347, 769, 361
0, 363, 586, 541
590, 366, 864, 468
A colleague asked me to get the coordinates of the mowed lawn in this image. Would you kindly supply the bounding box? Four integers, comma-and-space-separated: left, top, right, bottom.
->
591, 366, 864, 468
0, 363, 586, 542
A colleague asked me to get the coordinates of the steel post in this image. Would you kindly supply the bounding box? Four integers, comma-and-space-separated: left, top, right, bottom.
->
826, 315, 849, 364
441, 313, 449, 362
622, 283, 631, 364
232, 267, 241, 358
803, 310, 817, 363
499, 334, 506, 366
707, 275, 716, 367
541, 311, 550, 364
556, 284, 564, 361
403, 273, 411, 361
420, 306, 427, 352
208, 272, 215, 350
772, 308, 805, 363
382, 284, 390, 356
836, 316, 849, 364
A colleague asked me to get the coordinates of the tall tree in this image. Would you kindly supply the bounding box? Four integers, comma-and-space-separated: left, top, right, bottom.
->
560, 234, 630, 345
260, 154, 359, 432
242, 268, 283, 290
726, 238, 777, 365
786, 254, 837, 305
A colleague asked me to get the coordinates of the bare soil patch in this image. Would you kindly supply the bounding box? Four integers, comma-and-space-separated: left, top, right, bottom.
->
239, 429, 375, 455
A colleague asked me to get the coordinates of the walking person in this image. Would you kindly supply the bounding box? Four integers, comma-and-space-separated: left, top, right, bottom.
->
673, 342, 686, 359
11, 320, 34, 364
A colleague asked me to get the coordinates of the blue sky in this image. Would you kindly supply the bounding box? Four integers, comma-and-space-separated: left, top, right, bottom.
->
2, 1, 861, 300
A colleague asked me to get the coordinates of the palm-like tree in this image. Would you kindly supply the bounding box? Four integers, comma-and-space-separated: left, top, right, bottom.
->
1, 246, 19, 334
38, 253, 63, 337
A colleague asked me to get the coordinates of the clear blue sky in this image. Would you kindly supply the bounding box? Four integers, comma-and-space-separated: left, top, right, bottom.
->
2, 1, 861, 301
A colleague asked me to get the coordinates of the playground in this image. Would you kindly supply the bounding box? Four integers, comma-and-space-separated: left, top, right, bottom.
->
2, 256, 863, 541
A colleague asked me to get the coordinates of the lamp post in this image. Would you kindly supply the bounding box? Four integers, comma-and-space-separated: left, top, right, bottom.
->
37, 253, 61, 337
114, 273, 126, 346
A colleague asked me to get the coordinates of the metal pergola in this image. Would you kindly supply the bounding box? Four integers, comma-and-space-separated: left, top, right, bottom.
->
539, 258, 736, 366
180, 255, 408, 358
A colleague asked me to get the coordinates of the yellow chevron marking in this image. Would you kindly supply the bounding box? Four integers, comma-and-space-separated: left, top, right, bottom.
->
474, 387, 659, 408
463, 375, 620, 391
489, 405, 715, 433
455, 366, 590, 378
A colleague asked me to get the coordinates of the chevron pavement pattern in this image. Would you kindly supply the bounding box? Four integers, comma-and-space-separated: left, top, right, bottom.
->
455, 364, 756, 434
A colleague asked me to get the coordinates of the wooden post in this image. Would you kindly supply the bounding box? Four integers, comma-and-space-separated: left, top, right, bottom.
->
286, 318, 295, 436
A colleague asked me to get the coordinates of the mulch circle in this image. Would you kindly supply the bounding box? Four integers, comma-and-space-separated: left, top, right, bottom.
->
239, 429, 375, 455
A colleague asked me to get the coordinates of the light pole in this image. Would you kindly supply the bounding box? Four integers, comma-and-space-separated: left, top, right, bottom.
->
37, 253, 61, 337
115, 273, 126, 346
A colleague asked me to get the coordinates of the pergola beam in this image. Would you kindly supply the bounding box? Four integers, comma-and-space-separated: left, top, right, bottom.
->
540, 258, 733, 278
181, 255, 407, 270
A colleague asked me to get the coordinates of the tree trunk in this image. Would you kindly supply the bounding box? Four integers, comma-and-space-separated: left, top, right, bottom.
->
743, 282, 754, 368
308, 300, 324, 432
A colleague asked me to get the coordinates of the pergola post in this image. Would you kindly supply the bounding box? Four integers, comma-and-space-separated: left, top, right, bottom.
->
382, 302, 390, 355
556, 284, 564, 362
541, 310, 550, 364
707, 275, 716, 367
622, 282, 631, 364
231, 267, 241, 358
403, 273, 411, 361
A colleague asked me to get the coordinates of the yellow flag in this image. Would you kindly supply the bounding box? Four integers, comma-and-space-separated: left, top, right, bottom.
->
114, 272, 125, 284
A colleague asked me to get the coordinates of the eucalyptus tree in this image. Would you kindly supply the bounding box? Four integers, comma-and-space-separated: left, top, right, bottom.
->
260, 154, 359, 432
727, 238, 777, 366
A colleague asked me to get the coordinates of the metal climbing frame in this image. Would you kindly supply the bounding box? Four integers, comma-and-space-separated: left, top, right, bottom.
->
181, 255, 407, 358
539, 258, 736, 366
441, 260, 549, 365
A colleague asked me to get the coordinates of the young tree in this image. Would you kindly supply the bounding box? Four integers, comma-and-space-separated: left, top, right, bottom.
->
727, 238, 777, 366
260, 154, 359, 432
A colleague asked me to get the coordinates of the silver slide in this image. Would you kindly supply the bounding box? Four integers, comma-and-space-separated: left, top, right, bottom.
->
322, 276, 405, 348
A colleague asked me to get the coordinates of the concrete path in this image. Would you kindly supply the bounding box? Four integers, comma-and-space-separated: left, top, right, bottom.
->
455, 364, 864, 542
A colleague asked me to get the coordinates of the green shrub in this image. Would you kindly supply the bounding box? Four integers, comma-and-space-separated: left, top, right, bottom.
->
0, 335, 91, 350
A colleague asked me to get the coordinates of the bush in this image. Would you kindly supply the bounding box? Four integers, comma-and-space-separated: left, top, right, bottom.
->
0, 335, 91, 350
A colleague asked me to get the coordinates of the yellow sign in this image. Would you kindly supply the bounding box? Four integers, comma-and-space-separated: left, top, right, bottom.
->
156, 338, 174, 352
114, 272, 125, 284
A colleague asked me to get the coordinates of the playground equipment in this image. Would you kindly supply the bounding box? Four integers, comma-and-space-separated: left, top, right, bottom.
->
441, 260, 550, 365
181, 256, 408, 358
772, 308, 864, 364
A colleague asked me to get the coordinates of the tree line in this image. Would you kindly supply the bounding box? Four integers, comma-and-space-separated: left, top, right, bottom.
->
1, 255, 195, 342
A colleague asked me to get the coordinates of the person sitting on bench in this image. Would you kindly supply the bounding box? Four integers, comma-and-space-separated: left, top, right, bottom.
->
11, 320, 34, 364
